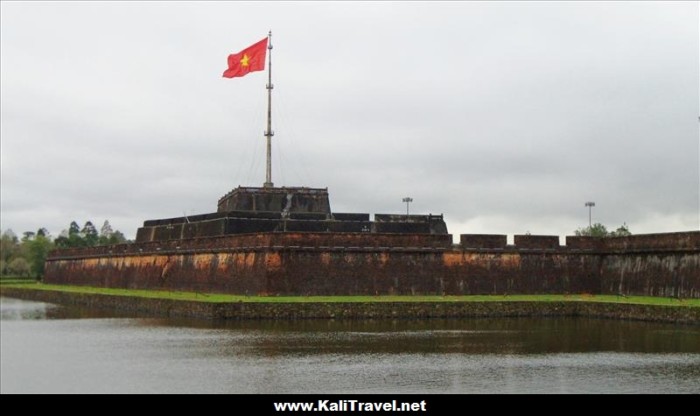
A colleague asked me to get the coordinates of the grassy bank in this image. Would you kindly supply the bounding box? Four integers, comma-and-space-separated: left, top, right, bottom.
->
1, 282, 698, 307
0, 276, 38, 284
0, 279, 37, 284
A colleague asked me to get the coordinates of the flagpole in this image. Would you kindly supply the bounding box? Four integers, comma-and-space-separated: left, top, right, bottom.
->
263, 30, 274, 188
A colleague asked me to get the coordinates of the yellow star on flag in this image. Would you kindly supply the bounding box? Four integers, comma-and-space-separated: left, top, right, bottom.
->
223, 37, 268, 78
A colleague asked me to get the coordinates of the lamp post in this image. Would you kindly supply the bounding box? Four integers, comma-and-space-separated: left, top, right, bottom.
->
402, 197, 413, 217
585, 201, 595, 228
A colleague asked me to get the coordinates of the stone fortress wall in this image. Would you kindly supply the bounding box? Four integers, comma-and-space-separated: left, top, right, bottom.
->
45, 231, 700, 298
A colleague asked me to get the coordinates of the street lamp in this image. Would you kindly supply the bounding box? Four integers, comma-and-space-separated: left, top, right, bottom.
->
402, 197, 413, 216
585, 201, 595, 228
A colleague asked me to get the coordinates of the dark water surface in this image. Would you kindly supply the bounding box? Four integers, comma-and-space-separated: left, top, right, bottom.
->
1, 296, 699, 394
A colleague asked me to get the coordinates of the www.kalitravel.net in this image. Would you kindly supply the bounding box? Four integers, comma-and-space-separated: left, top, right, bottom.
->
273, 400, 428, 412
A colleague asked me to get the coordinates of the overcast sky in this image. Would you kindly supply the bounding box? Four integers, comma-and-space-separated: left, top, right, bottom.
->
1, 1, 698, 242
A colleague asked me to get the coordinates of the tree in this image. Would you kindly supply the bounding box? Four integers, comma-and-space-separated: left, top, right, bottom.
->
69, 221, 81, 236
109, 230, 127, 245
37, 227, 49, 237
68, 233, 85, 247
26, 234, 53, 278
8, 257, 30, 277
100, 220, 113, 238
2, 229, 18, 243
574, 223, 631, 237
60, 221, 84, 247
610, 223, 631, 237
1, 229, 20, 264
575, 223, 608, 237
98, 220, 114, 245
82, 221, 99, 247
54, 235, 69, 248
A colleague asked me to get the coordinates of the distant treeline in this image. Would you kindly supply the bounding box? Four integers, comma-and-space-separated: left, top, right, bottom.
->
574, 223, 631, 237
0, 220, 128, 278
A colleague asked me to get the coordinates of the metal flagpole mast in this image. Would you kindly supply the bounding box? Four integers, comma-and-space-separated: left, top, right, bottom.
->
263, 30, 274, 188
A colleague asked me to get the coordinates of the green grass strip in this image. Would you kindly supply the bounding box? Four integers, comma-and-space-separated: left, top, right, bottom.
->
1, 282, 698, 307
0, 279, 38, 284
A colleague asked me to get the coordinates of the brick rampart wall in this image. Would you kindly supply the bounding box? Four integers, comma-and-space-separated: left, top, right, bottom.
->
45, 232, 700, 298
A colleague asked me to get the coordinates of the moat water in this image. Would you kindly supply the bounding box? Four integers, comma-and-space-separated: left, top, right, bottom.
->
1, 296, 699, 394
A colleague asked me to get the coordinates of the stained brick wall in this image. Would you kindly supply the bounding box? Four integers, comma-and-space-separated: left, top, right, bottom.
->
45, 232, 700, 298
460, 234, 508, 249
513, 235, 560, 249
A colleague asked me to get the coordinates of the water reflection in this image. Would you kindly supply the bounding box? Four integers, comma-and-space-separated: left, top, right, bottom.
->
0, 298, 59, 320
1, 297, 699, 393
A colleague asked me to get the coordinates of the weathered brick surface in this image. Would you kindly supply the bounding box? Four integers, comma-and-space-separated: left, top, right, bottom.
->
460, 234, 508, 249
514, 235, 560, 249
601, 232, 700, 251
565, 236, 604, 250
44, 232, 700, 298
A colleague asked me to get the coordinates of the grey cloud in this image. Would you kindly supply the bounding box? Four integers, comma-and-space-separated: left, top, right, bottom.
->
1, 1, 697, 240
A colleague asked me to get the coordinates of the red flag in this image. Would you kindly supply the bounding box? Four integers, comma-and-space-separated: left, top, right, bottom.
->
223, 37, 268, 78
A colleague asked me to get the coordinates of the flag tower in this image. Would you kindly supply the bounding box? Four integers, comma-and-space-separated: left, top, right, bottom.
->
263, 31, 274, 188
222, 32, 275, 188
